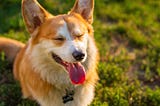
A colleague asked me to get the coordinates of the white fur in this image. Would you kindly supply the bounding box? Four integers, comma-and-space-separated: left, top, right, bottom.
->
43, 21, 88, 63
58, 22, 72, 40
27, 40, 71, 89
25, 37, 96, 106
37, 84, 95, 106
73, 27, 82, 36
24, 15, 95, 106
26, 20, 89, 88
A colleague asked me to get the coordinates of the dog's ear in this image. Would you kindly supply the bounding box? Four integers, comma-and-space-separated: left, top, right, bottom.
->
70, 0, 94, 24
22, 0, 52, 34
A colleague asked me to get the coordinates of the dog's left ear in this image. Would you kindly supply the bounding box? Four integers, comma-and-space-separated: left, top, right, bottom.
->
22, 0, 52, 34
70, 0, 94, 24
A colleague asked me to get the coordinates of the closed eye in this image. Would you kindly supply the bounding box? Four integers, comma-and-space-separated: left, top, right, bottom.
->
54, 37, 65, 41
75, 33, 83, 37
76, 34, 84, 39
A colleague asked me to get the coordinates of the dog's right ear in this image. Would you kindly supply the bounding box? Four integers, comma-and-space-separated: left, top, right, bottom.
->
70, 0, 94, 24
22, 0, 52, 34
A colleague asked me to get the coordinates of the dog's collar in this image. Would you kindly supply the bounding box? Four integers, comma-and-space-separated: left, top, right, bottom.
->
62, 89, 75, 104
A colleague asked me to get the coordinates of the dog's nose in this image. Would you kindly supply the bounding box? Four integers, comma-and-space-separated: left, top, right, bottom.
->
72, 51, 85, 61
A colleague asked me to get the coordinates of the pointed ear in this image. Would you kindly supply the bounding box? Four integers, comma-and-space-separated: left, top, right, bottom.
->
70, 0, 94, 24
22, 0, 52, 34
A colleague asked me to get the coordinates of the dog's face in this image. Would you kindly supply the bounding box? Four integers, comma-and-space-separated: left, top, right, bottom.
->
22, 0, 94, 84
22, 0, 94, 63
38, 14, 91, 63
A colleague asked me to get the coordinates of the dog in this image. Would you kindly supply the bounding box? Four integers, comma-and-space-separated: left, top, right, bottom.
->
0, 0, 99, 106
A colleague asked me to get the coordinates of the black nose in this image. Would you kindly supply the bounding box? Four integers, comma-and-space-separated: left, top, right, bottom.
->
72, 51, 85, 61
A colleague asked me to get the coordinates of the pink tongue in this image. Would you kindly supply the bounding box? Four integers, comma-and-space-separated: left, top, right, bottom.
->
65, 63, 86, 84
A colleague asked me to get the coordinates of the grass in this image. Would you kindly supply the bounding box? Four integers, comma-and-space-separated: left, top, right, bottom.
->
1, 0, 160, 106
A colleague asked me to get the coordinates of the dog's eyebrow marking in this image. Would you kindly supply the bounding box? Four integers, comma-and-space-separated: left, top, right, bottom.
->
63, 18, 83, 37
57, 21, 72, 40
73, 27, 83, 36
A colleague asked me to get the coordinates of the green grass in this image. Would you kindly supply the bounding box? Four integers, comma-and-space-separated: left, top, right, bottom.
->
1, 0, 160, 106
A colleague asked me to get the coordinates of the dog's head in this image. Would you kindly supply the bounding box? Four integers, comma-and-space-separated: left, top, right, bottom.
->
22, 0, 94, 84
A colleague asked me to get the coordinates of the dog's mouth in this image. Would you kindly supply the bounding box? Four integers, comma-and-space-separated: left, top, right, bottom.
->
52, 53, 86, 85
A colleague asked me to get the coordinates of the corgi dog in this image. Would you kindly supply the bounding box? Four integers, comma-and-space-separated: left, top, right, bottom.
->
0, 0, 99, 106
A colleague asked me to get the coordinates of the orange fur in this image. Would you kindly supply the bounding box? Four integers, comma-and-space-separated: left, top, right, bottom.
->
14, 50, 53, 99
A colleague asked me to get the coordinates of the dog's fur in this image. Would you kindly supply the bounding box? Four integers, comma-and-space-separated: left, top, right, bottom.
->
0, 0, 99, 106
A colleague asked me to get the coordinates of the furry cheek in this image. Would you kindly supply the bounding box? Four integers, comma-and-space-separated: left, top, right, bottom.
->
41, 40, 75, 62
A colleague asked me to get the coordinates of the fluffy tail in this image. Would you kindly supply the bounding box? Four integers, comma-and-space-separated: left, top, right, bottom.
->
0, 37, 25, 63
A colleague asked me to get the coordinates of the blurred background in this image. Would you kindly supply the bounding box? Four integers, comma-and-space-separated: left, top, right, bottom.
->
0, 0, 160, 106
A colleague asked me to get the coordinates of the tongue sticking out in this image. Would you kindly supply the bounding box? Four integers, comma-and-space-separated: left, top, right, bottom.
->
52, 53, 86, 85
65, 62, 86, 84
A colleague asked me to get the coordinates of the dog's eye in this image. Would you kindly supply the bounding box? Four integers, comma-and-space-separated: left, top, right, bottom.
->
76, 34, 84, 40
54, 37, 65, 41
76, 34, 83, 38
